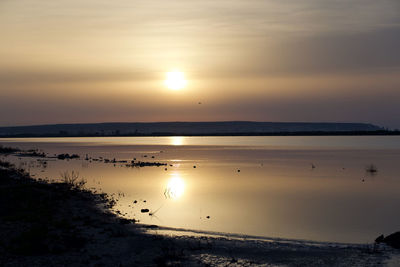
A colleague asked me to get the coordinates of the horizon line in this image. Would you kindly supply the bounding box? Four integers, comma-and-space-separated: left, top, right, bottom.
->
0, 120, 382, 128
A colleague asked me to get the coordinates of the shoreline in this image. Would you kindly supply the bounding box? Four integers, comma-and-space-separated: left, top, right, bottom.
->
1, 130, 400, 138
0, 160, 398, 266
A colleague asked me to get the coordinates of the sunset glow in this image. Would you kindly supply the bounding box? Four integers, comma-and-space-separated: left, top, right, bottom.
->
164, 71, 187, 90
1, 1, 399, 127
1, 1, 400, 264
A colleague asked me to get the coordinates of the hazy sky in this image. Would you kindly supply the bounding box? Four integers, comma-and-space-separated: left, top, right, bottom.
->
1, 0, 400, 128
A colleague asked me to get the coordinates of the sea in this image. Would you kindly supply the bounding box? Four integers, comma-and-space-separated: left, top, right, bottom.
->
1, 136, 399, 244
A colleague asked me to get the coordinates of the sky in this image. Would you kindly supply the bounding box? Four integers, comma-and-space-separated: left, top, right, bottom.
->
1, 0, 400, 128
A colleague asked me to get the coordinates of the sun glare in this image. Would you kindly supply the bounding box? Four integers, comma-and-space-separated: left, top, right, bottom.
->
164, 70, 187, 90
170, 136, 184, 146
165, 175, 185, 200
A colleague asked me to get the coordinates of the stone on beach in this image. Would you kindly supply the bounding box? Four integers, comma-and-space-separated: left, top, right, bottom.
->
376, 232, 400, 249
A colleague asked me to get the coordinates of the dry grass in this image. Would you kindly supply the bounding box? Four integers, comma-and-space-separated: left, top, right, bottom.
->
60, 171, 86, 189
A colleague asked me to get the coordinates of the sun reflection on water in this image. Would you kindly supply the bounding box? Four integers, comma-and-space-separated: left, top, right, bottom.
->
165, 173, 185, 200
170, 136, 184, 146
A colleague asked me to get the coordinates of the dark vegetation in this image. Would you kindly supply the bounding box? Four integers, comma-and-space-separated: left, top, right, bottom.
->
126, 160, 167, 168
0, 161, 89, 256
0, 145, 168, 173
0, 146, 47, 158
57, 153, 80, 160
0, 161, 137, 266
60, 170, 86, 189
0, 145, 20, 154
0, 161, 205, 266
18, 149, 46, 158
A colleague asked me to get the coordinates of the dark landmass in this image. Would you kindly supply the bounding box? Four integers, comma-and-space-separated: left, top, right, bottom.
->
376, 233, 400, 249
0, 160, 396, 266
0, 121, 396, 137
0, 145, 169, 172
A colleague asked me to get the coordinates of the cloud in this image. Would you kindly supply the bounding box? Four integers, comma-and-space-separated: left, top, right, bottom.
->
234, 26, 400, 76
0, 69, 156, 85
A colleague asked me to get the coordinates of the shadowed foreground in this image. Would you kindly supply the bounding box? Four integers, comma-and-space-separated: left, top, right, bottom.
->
0, 161, 397, 266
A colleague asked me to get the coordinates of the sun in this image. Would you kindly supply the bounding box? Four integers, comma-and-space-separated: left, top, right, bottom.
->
164, 70, 187, 90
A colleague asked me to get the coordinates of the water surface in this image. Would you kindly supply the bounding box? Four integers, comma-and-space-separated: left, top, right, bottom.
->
1, 136, 399, 243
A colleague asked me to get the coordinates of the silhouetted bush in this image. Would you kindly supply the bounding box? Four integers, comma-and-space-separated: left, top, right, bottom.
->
0, 145, 20, 154
60, 171, 86, 189
57, 154, 80, 160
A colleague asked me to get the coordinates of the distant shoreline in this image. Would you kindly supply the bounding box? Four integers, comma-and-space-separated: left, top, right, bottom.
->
0, 130, 400, 138
0, 121, 389, 138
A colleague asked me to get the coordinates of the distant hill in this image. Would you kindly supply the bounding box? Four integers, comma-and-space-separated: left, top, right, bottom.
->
0, 121, 387, 137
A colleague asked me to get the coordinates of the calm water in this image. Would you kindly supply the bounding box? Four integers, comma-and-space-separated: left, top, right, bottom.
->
1, 136, 400, 243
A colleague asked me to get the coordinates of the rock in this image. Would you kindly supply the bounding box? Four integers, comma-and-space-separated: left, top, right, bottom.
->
375, 234, 385, 243
383, 232, 400, 249
141, 209, 149, 213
